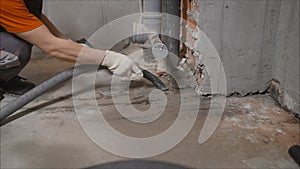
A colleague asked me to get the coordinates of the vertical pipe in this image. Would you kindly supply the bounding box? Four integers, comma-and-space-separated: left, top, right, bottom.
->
161, 0, 181, 72
142, 0, 162, 33
143, 0, 162, 13
138, 0, 164, 62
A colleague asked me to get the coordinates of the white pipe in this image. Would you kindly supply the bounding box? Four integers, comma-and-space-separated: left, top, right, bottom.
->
132, 0, 167, 60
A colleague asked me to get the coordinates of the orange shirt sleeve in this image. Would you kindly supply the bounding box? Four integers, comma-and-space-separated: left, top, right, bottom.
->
0, 0, 43, 33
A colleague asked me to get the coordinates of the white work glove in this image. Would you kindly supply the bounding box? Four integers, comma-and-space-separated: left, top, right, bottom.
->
102, 51, 143, 80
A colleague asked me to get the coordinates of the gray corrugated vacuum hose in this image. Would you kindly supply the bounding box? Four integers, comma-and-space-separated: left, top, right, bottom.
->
0, 64, 167, 121
0, 65, 98, 121
1, 37, 168, 121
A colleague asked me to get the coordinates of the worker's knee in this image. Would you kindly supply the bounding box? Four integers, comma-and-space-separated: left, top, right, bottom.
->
0, 32, 33, 80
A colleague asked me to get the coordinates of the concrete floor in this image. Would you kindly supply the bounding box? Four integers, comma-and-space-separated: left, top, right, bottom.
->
1, 53, 299, 168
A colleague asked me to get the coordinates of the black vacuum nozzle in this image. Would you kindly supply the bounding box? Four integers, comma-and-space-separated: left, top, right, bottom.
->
142, 69, 168, 91
77, 38, 168, 91
289, 145, 300, 166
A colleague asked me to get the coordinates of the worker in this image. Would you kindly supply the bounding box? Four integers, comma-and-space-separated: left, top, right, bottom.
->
0, 0, 143, 101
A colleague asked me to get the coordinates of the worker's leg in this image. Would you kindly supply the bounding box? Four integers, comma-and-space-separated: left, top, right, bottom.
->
0, 32, 35, 96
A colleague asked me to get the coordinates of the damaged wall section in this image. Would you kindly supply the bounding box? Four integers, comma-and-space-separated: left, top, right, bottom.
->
192, 0, 299, 114
196, 0, 278, 95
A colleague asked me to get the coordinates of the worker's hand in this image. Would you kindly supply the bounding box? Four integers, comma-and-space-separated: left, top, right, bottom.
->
102, 51, 143, 80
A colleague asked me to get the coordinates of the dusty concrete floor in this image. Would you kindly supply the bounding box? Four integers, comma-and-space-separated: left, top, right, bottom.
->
1, 54, 299, 168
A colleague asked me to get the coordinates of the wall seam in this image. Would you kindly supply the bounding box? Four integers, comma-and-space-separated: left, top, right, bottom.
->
257, 0, 269, 89
220, 0, 225, 59
271, 0, 282, 82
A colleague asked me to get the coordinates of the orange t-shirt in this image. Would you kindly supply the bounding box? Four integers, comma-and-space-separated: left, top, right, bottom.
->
0, 0, 43, 33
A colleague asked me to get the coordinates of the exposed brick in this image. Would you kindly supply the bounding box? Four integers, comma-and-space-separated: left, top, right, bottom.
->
180, 0, 202, 88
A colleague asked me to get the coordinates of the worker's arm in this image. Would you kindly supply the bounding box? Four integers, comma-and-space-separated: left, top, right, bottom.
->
0, 0, 142, 79
16, 25, 143, 79
40, 13, 67, 40
16, 25, 105, 64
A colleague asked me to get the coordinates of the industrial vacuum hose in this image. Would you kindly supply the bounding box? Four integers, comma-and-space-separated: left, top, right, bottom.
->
1, 37, 168, 121
0, 65, 168, 121
0, 65, 97, 121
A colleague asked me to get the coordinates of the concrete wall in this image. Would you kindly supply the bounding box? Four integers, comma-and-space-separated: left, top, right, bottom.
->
43, 0, 140, 40
196, 0, 299, 114
198, 0, 278, 95
272, 0, 299, 114
32, 0, 141, 57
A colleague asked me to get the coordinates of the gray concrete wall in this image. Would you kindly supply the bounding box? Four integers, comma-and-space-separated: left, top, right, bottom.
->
272, 0, 299, 114
32, 0, 141, 57
198, 0, 299, 114
43, 0, 140, 40
198, 0, 280, 95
